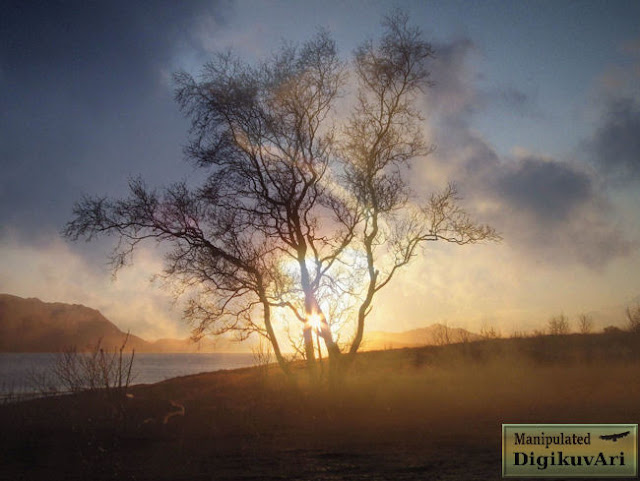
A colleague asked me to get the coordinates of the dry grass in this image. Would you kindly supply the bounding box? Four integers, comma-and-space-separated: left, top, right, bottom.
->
2, 331, 640, 480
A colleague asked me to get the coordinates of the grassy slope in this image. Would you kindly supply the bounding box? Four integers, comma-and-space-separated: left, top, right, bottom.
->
2, 331, 640, 480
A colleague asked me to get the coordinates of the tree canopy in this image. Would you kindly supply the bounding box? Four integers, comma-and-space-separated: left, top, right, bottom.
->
65, 11, 499, 380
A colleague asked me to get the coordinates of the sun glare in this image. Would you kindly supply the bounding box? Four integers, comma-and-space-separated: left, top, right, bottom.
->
306, 312, 324, 334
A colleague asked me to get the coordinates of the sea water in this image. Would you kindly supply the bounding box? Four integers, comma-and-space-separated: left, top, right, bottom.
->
0, 352, 256, 395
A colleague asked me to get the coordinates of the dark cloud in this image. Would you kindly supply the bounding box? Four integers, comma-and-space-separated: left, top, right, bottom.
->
1, 10, 636, 271
428, 40, 539, 124
418, 38, 501, 195
428, 38, 482, 124
589, 97, 640, 182
496, 157, 592, 224
421, 39, 636, 269
489, 155, 635, 268
0, 1, 227, 236
1, 1, 223, 90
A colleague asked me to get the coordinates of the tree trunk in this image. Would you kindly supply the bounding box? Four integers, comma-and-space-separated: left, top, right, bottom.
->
261, 297, 290, 377
303, 323, 318, 381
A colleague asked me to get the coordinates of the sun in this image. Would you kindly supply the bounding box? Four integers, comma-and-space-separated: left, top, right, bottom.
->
306, 312, 323, 334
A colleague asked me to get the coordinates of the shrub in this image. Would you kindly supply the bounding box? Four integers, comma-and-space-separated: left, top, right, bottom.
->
603, 325, 622, 334
53, 334, 135, 395
577, 313, 593, 334
626, 305, 640, 333
548, 314, 570, 335
480, 325, 501, 339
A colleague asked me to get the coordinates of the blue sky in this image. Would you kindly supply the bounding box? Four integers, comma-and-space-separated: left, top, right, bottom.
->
1, 1, 639, 340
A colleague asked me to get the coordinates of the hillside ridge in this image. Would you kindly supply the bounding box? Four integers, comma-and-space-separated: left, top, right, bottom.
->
0, 293, 480, 353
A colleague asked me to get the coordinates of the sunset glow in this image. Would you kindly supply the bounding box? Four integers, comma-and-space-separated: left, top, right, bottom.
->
1, 1, 639, 342
306, 312, 324, 336
2, 4, 640, 481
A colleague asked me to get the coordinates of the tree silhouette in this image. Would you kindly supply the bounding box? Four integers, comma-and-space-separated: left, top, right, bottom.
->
548, 314, 570, 335
577, 313, 593, 334
626, 304, 640, 333
64, 11, 499, 381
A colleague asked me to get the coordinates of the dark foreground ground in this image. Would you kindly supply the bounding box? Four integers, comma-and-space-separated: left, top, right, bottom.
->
2, 332, 640, 480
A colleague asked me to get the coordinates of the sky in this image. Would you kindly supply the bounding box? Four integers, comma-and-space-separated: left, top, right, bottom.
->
1, 0, 640, 341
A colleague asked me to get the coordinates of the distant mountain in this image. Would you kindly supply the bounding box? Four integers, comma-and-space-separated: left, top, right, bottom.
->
0, 294, 254, 353
362, 324, 482, 351
0, 294, 149, 352
0, 293, 481, 353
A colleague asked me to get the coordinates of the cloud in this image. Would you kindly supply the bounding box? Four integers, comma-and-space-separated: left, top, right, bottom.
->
496, 156, 592, 224
428, 38, 482, 123
418, 38, 636, 269
383, 35, 640, 328
491, 155, 635, 267
0, 1, 226, 236
0, 1, 225, 86
0, 231, 186, 340
588, 97, 640, 183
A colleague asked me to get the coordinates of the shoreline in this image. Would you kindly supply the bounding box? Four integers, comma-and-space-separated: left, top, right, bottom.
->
2, 334, 640, 480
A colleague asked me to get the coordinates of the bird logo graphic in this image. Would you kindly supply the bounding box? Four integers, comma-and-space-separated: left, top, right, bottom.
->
599, 431, 630, 442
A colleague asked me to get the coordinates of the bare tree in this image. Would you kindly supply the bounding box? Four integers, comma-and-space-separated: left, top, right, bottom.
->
339, 11, 499, 364
66, 177, 294, 375
175, 29, 357, 379
577, 313, 593, 334
433, 323, 453, 346
548, 314, 570, 335
626, 304, 640, 333
66, 30, 347, 378
64, 11, 499, 381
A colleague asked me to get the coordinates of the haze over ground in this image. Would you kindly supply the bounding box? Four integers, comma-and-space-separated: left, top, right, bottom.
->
1, 1, 640, 340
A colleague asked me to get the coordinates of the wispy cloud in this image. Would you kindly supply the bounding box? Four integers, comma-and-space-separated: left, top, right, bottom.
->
0, 232, 184, 340
418, 38, 637, 269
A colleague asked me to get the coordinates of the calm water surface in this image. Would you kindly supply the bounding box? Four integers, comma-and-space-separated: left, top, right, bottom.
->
0, 352, 256, 395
